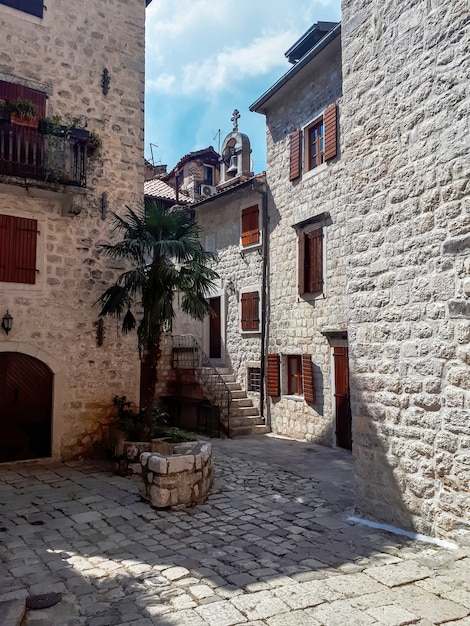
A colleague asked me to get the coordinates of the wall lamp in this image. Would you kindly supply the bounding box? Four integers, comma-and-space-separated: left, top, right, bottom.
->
2, 310, 13, 335
226, 279, 236, 295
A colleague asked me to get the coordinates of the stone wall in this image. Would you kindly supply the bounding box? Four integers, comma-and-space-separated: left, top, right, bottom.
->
172, 186, 264, 399
264, 41, 346, 443
342, 0, 469, 537
140, 442, 213, 508
0, 0, 146, 458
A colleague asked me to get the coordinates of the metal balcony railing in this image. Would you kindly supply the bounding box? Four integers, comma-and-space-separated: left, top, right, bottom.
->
172, 334, 231, 436
0, 123, 87, 186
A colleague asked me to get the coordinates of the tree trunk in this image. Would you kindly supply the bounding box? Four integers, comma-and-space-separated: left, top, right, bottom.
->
141, 330, 162, 440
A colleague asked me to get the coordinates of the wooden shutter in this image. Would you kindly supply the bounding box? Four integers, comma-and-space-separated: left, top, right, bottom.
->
241, 291, 259, 331
302, 354, 315, 403
324, 103, 337, 161
267, 354, 280, 397
0, 80, 47, 118
0, 0, 43, 18
241, 205, 260, 247
0, 214, 38, 284
307, 229, 323, 293
298, 231, 306, 295
289, 129, 302, 180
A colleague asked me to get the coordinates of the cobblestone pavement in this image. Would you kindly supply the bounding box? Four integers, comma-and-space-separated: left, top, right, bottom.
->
0, 434, 469, 626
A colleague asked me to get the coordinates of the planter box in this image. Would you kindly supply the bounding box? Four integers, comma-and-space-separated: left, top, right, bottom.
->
139, 441, 213, 509
10, 114, 39, 129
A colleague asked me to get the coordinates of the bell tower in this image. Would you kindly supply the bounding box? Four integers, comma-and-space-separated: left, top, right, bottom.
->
218, 109, 252, 187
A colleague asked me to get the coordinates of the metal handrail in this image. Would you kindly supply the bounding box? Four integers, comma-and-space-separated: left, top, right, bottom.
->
172, 334, 231, 435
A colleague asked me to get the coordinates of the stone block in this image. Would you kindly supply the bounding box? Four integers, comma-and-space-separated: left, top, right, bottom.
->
148, 454, 168, 475
168, 454, 194, 474
149, 485, 170, 508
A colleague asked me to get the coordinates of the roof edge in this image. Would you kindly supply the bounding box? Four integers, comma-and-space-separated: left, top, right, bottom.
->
250, 22, 341, 114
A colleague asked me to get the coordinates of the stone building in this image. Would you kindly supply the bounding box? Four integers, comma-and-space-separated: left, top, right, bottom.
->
159, 123, 268, 436
251, 7, 469, 539
250, 22, 349, 447
0, 0, 150, 461
341, 0, 469, 538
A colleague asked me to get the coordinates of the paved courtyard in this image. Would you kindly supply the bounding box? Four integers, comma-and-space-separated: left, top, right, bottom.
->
0, 434, 469, 626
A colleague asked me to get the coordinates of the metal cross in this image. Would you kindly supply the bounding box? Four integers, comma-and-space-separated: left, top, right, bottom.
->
231, 109, 240, 132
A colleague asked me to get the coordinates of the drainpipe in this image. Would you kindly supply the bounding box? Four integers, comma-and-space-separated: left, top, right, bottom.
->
252, 177, 269, 426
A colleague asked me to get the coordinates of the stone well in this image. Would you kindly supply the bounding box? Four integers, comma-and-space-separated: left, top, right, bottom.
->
139, 441, 213, 509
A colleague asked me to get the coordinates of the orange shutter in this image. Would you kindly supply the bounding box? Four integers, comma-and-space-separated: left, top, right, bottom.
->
289, 129, 302, 180
241, 205, 260, 246
0, 214, 38, 284
324, 103, 337, 161
267, 354, 280, 397
302, 354, 315, 403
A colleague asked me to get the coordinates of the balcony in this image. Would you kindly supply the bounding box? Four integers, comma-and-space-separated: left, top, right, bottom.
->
0, 122, 88, 187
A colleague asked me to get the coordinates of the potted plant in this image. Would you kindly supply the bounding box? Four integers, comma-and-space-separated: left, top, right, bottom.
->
109, 395, 196, 476
39, 114, 67, 137
9, 97, 39, 128
87, 130, 102, 157
67, 116, 89, 141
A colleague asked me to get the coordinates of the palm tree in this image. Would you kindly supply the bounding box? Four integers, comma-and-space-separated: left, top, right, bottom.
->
97, 200, 218, 439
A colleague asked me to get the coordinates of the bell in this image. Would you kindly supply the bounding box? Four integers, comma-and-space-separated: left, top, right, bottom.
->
226, 155, 238, 174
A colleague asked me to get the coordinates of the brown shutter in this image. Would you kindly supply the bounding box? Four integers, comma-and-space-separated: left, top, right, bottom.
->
0, 214, 38, 284
307, 229, 323, 293
302, 354, 315, 403
241, 291, 259, 331
324, 103, 337, 161
267, 354, 280, 397
298, 231, 305, 295
0, 80, 46, 118
241, 205, 260, 246
289, 129, 302, 180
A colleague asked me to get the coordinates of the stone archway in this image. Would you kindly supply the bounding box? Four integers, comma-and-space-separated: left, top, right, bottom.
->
0, 352, 53, 462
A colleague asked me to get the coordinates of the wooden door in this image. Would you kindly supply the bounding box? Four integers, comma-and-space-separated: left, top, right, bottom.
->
333, 346, 352, 450
0, 353, 52, 462
209, 296, 221, 359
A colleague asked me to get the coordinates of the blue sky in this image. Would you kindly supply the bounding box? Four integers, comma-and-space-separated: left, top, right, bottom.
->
145, 0, 341, 174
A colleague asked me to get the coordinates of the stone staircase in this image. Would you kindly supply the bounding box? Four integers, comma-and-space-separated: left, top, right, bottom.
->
171, 335, 270, 438
215, 367, 270, 438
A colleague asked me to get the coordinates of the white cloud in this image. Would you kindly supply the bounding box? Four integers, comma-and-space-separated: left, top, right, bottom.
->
148, 31, 295, 96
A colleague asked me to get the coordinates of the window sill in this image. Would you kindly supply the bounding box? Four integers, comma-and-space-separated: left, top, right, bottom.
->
240, 329, 261, 336
283, 394, 304, 402
240, 242, 262, 255
302, 162, 327, 182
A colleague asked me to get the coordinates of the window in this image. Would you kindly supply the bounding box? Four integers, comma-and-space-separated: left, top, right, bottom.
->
287, 355, 302, 395
247, 367, 261, 392
241, 290, 260, 332
241, 204, 260, 248
0, 214, 38, 284
307, 119, 324, 170
289, 102, 337, 180
266, 353, 315, 402
298, 227, 324, 295
0, 0, 43, 18
203, 165, 214, 186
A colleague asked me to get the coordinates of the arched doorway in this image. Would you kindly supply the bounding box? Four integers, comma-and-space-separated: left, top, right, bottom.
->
0, 352, 52, 462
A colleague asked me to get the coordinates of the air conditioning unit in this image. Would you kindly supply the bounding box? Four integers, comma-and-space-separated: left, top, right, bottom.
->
200, 184, 216, 197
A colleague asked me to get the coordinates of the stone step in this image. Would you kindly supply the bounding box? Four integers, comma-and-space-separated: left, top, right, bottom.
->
230, 397, 253, 407
228, 415, 265, 428
229, 423, 271, 437
230, 389, 247, 399
229, 405, 259, 417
